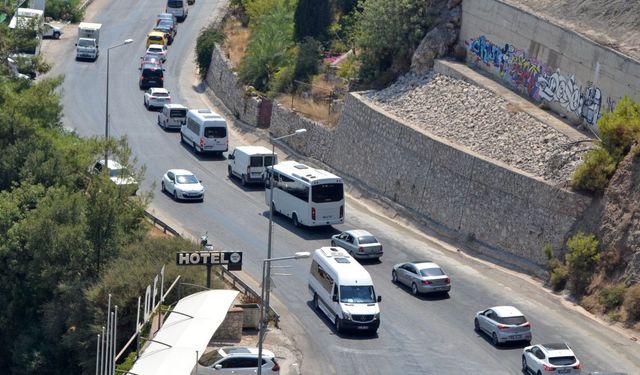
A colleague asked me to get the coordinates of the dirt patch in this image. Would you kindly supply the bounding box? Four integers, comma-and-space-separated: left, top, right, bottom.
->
503, 0, 640, 61
222, 18, 250, 67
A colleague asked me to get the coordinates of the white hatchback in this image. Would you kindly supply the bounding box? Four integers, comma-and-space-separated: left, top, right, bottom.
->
144, 88, 171, 110
146, 44, 167, 62
522, 343, 582, 374
161, 169, 204, 201
193, 347, 279, 375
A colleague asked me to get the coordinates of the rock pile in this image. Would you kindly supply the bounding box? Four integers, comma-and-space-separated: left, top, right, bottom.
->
363, 72, 592, 185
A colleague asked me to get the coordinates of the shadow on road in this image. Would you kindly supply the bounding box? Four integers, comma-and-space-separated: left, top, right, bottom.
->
305, 301, 380, 341
260, 210, 341, 241
473, 328, 531, 351
178, 139, 227, 161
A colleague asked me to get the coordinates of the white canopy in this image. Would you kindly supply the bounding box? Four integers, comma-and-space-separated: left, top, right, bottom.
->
129, 289, 239, 375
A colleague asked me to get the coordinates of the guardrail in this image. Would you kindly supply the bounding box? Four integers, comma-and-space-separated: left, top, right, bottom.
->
143, 210, 280, 325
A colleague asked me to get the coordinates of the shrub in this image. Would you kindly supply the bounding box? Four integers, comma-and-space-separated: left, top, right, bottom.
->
623, 284, 640, 322
571, 147, 616, 194
565, 232, 600, 296
599, 283, 626, 311
599, 96, 640, 162
294, 37, 322, 82
45, 0, 83, 22
195, 25, 225, 80
270, 64, 295, 94
549, 259, 569, 292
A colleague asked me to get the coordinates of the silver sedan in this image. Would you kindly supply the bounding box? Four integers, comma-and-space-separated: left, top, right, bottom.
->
391, 261, 451, 295
330, 229, 383, 260
474, 305, 532, 346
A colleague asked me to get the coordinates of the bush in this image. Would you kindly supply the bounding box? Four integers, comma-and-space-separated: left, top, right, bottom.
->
599, 96, 640, 162
549, 259, 569, 292
45, 0, 83, 22
270, 64, 295, 94
599, 283, 626, 311
571, 147, 616, 194
565, 232, 600, 296
195, 25, 225, 81
624, 284, 640, 322
294, 37, 322, 82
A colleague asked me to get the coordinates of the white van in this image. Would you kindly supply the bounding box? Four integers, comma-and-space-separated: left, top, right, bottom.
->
308, 247, 381, 334
180, 109, 228, 155
158, 104, 188, 130
166, 0, 187, 22
227, 146, 277, 186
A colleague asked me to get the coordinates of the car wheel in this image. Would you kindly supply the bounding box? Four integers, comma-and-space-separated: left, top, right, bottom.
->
474, 318, 480, 332
161, 181, 165, 192
491, 332, 499, 346
241, 174, 248, 186
392, 270, 398, 283
292, 213, 300, 227
227, 166, 233, 178
411, 283, 418, 295
313, 293, 319, 311
271, 203, 277, 217
330, 240, 336, 247
193, 142, 200, 154
521, 356, 528, 373
144, 99, 148, 109
173, 190, 178, 201
180, 133, 185, 144
54, 32, 60, 39
536, 372, 542, 375
335, 316, 342, 334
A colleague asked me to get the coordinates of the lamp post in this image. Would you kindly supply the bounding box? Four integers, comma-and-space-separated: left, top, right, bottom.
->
257, 252, 310, 375
264, 128, 306, 323
104, 38, 133, 165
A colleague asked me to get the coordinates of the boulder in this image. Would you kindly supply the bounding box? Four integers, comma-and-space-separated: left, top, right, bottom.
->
410, 25, 458, 75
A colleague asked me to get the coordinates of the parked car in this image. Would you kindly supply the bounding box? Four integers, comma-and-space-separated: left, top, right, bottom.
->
161, 169, 204, 201
90, 159, 138, 193
153, 23, 174, 44
140, 54, 163, 69
42, 23, 62, 39
330, 229, 383, 260
144, 87, 171, 110
157, 12, 177, 28
139, 63, 164, 89
522, 343, 582, 374
192, 347, 279, 374
146, 30, 167, 47
391, 261, 451, 295
158, 103, 188, 130
146, 44, 167, 62
474, 305, 532, 346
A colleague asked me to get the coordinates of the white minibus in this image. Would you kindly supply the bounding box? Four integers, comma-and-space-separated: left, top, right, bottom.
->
265, 161, 344, 227
309, 247, 381, 333
180, 109, 228, 155
166, 0, 187, 22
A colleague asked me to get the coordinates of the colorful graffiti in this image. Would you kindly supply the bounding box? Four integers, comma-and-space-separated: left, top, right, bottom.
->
465, 36, 615, 127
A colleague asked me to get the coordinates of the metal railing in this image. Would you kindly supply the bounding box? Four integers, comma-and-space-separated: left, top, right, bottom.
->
143, 210, 280, 324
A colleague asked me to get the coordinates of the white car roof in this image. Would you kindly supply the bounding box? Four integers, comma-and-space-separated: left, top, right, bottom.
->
491, 305, 524, 318
98, 159, 124, 170
219, 347, 275, 358
148, 44, 165, 50
168, 169, 194, 176
344, 229, 374, 238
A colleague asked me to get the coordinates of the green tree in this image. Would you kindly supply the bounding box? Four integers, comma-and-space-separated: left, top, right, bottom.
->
195, 25, 225, 80
598, 96, 640, 162
353, 0, 432, 83
294, 37, 322, 82
565, 232, 600, 296
571, 147, 617, 194
294, 0, 331, 42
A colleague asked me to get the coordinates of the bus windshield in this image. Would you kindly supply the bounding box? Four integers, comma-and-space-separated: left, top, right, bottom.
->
311, 183, 343, 203
340, 285, 376, 304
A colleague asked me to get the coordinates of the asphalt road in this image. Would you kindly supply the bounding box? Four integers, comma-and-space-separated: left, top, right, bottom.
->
42, 0, 640, 373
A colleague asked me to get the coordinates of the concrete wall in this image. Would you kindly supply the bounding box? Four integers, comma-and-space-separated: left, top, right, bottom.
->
205, 45, 261, 126
211, 307, 243, 342
459, 0, 640, 132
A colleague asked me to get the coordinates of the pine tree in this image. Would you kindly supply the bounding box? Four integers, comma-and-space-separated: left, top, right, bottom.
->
294, 0, 331, 42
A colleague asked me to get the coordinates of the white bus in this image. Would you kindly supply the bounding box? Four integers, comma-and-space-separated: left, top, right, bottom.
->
265, 161, 344, 227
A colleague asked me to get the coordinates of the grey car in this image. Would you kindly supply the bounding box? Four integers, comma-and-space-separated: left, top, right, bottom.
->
475, 305, 532, 346
330, 229, 383, 260
391, 261, 451, 295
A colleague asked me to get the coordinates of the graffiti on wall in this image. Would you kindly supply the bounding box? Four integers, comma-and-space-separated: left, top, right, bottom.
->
465, 36, 616, 127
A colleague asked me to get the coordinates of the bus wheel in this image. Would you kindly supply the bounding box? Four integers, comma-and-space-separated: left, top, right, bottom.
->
292, 213, 300, 227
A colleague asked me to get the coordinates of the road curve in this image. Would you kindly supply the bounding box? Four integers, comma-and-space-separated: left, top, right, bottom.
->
42, 0, 640, 373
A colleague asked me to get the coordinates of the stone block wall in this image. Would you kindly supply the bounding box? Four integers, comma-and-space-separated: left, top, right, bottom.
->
459, 0, 640, 132
211, 307, 243, 342
205, 45, 261, 127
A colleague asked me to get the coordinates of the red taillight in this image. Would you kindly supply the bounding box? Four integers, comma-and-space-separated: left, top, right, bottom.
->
521, 322, 531, 328
160, 76, 164, 81
200, 137, 204, 147
339, 205, 343, 218
573, 363, 581, 369
311, 207, 316, 220
421, 280, 431, 285
358, 247, 364, 253
542, 364, 556, 371
271, 358, 280, 371
445, 277, 451, 284
496, 323, 509, 330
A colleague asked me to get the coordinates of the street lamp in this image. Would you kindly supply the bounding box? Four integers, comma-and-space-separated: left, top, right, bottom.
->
257, 252, 310, 375
104, 38, 133, 165
264, 128, 306, 323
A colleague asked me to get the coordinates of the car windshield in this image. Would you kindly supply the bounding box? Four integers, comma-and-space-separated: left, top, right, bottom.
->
311, 183, 343, 203
198, 350, 224, 367
108, 168, 130, 178
548, 356, 577, 366
498, 316, 527, 325
357, 235, 378, 244
153, 92, 169, 97
176, 174, 198, 184
78, 39, 94, 47
340, 285, 376, 304
419, 267, 444, 277
168, 0, 183, 7
158, 21, 173, 28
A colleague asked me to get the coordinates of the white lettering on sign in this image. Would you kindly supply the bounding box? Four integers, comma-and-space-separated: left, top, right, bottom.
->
178, 253, 190, 264
190, 253, 200, 264
143, 284, 152, 322
152, 274, 159, 312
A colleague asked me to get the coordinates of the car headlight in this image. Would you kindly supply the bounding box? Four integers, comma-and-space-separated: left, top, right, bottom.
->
343, 311, 351, 320
373, 313, 380, 320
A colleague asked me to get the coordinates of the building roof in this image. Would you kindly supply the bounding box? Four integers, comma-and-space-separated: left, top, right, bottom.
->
128, 289, 239, 375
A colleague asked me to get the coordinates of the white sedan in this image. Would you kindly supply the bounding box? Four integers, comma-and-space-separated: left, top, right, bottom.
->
144, 88, 171, 110
161, 169, 204, 201
146, 44, 167, 62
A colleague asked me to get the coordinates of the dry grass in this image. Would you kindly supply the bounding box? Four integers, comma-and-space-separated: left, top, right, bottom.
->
277, 94, 341, 128
222, 18, 251, 66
